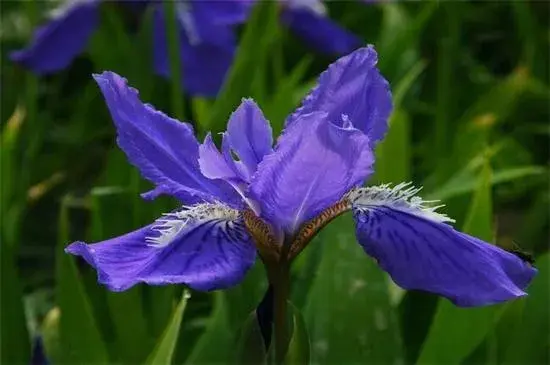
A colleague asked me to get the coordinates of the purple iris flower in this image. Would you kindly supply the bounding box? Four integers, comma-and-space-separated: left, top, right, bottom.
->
66, 46, 536, 308
9, 0, 246, 97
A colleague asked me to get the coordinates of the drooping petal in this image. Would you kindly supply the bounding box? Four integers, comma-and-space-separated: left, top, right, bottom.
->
10, 0, 100, 73
153, 5, 236, 97
66, 203, 256, 292
281, 8, 362, 56
93, 71, 239, 205
225, 99, 273, 178
349, 184, 537, 307
286, 46, 392, 145
250, 112, 374, 233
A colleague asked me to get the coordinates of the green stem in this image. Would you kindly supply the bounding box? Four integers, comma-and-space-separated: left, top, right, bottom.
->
163, 1, 185, 121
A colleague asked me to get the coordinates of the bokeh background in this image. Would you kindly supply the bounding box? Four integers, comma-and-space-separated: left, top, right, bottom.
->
1, 1, 549, 364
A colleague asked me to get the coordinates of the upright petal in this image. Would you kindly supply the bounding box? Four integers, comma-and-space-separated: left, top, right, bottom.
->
93, 71, 239, 205
286, 46, 392, 145
225, 99, 273, 178
153, 5, 236, 97
349, 184, 537, 307
281, 8, 362, 56
199, 132, 263, 214
250, 112, 373, 233
10, 0, 100, 73
66, 203, 256, 292
199, 133, 245, 182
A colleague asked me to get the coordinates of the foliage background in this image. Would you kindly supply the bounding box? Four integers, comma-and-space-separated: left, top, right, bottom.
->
1, 1, 549, 364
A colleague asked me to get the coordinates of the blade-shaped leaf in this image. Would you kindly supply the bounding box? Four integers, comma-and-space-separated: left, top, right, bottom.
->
57, 196, 110, 364
372, 109, 411, 184
502, 253, 549, 365
146, 291, 190, 365
186, 262, 267, 364
185, 292, 233, 364
417, 162, 505, 365
284, 302, 310, 365
89, 190, 152, 363
235, 311, 268, 365
303, 215, 403, 364
204, 1, 279, 136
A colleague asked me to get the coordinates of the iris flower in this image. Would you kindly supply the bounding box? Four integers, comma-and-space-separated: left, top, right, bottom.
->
66, 46, 535, 311
11, 0, 363, 96
9, 0, 247, 97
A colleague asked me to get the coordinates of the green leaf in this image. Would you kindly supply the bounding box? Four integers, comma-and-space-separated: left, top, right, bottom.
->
373, 109, 411, 184
162, 1, 185, 121
56, 196, 110, 364
0, 238, 30, 364
89, 191, 152, 363
284, 302, 310, 365
417, 162, 504, 365
204, 1, 279, 136
502, 253, 549, 365
0, 106, 30, 365
146, 291, 191, 365
427, 142, 545, 201
185, 292, 233, 364
429, 165, 545, 201
235, 311, 268, 365
225, 262, 268, 330
263, 56, 313, 136
303, 215, 403, 364
392, 60, 427, 109
431, 67, 532, 186
187, 263, 267, 364
377, 2, 436, 81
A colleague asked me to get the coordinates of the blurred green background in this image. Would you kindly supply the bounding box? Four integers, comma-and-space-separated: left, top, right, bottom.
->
1, 1, 549, 364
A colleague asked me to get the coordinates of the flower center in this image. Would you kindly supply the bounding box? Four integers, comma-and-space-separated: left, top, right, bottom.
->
242, 208, 280, 262
288, 198, 351, 260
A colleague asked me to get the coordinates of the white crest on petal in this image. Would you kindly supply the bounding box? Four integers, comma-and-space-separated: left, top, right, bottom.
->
345, 182, 455, 224
146, 202, 240, 247
49, 0, 96, 20
177, 1, 201, 46
284, 0, 327, 16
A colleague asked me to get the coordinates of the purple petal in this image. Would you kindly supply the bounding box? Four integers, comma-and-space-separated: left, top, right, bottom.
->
153, 5, 236, 97
191, 0, 252, 29
66, 205, 256, 291
250, 112, 374, 233
286, 46, 392, 145
93, 71, 239, 205
10, 1, 100, 73
199, 133, 244, 182
225, 99, 273, 178
281, 8, 362, 56
353, 206, 537, 307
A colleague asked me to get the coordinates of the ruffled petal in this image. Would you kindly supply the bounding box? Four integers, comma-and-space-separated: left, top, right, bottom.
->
225, 99, 273, 178
250, 111, 373, 233
93, 71, 239, 205
286, 46, 392, 145
281, 8, 362, 56
199, 133, 243, 182
152, 5, 236, 97
10, 0, 100, 73
349, 184, 537, 307
66, 203, 256, 292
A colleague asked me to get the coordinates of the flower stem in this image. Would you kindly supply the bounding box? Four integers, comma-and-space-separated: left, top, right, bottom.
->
271, 262, 290, 364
